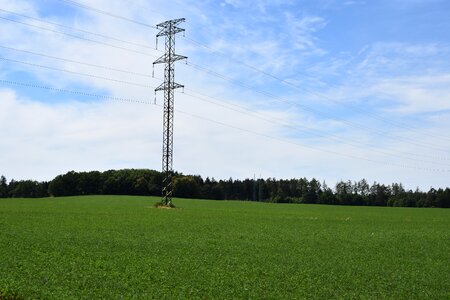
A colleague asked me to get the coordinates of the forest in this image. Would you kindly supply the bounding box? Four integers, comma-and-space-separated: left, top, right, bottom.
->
1, 169, 449, 208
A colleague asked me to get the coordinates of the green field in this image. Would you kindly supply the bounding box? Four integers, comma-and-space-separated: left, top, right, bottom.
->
0, 196, 449, 299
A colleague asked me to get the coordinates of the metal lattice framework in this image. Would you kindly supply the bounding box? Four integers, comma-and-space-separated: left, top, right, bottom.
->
153, 18, 187, 206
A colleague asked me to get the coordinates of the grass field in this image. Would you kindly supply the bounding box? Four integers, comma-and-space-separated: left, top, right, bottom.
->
0, 196, 449, 299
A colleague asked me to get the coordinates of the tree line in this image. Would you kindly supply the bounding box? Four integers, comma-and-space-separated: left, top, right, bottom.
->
1, 169, 449, 208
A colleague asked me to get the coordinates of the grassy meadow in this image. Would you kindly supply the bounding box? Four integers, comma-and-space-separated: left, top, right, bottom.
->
0, 196, 449, 299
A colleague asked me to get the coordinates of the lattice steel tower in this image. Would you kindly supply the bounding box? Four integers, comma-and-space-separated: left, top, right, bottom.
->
153, 18, 187, 206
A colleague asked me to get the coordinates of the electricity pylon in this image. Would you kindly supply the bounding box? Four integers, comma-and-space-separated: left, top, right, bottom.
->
153, 18, 187, 206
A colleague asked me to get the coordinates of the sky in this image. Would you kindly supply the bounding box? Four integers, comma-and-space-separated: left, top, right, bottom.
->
1, 0, 450, 190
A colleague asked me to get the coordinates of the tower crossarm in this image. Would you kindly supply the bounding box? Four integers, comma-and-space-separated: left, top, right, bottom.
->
157, 27, 185, 37
156, 18, 185, 29
153, 54, 187, 65
156, 18, 185, 37
155, 82, 184, 92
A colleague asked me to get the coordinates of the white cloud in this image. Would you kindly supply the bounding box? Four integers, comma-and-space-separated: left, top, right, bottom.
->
372, 74, 450, 114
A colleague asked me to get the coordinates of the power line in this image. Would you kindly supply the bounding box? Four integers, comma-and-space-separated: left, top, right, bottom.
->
182, 36, 450, 143
0, 45, 153, 78
0, 15, 157, 58
2, 46, 448, 161
49, 1, 450, 142
187, 61, 450, 153
187, 62, 375, 133
3, 2, 447, 174
0, 79, 150, 104
9, 2, 448, 148
1, 3, 447, 155
179, 89, 450, 166
0, 56, 155, 89
172, 106, 450, 173
0, 8, 154, 50
58, 0, 159, 29
2, 78, 448, 173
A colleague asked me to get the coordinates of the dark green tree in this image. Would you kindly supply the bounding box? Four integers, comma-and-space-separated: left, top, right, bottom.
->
436, 188, 450, 208
0, 176, 7, 198
9, 180, 48, 198
173, 176, 200, 198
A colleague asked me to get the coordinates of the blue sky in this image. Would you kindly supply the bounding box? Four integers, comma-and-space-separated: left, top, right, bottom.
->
1, 0, 450, 189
